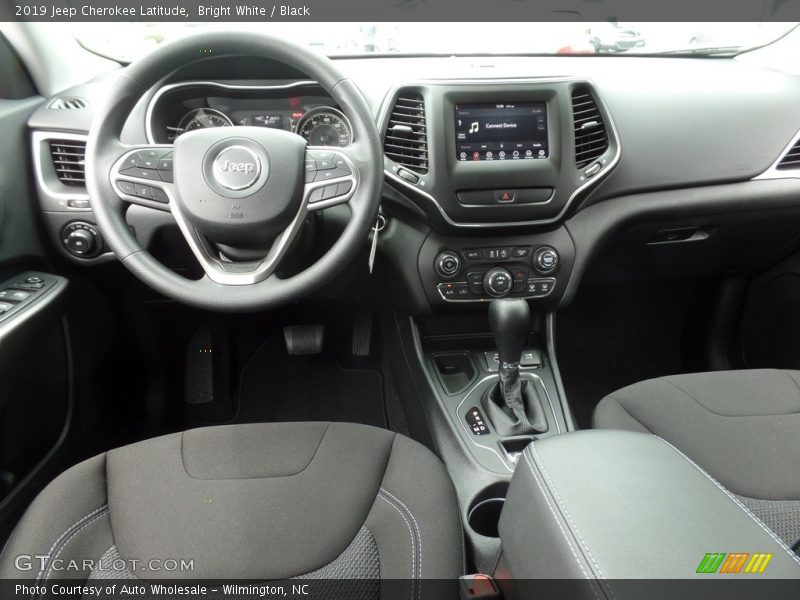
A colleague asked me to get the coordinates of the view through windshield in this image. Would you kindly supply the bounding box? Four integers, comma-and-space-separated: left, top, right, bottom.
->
72, 22, 799, 62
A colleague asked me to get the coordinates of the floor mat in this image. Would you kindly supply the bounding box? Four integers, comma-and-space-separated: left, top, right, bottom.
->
237, 336, 387, 428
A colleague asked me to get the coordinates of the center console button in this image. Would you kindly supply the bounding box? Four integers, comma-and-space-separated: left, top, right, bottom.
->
483, 267, 513, 297
533, 246, 559, 274
435, 252, 461, 277
494, 190, 516, 203
467, 271, 486, 295
463, 248, 481, 261
512, 246, 531, 258
511, 270, 528, 292
482, 247, 512, 261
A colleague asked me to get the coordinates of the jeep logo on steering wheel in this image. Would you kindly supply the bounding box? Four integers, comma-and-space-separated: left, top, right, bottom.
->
220, 160, 256, 174
213, 146, 263, 191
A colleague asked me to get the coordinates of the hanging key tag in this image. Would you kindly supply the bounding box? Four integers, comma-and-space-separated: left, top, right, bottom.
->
368, 214, 387, 274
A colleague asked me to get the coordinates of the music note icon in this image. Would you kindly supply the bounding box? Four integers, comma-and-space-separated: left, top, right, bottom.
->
469, 122, 479, 133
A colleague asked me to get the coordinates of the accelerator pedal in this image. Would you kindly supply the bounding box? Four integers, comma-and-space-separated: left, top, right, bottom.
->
352, 310, 373, 357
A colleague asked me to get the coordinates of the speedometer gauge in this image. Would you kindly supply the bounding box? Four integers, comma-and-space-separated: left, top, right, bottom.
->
176, 108, 233, 136
296, 107, 352, 147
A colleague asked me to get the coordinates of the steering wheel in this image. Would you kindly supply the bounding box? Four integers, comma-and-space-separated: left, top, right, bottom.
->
86, 32, 382, 312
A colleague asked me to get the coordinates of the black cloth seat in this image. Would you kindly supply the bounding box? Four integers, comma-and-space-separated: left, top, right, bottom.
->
594, 369, 800, 547
0, 422, 463, 591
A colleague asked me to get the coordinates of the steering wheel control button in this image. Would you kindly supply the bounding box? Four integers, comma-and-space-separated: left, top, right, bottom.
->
212, 145, 262, 191
483, 267, 514, 297
336, 181, 353, 196
150, 187, 169, 203
116, 180, 135, 195
533, 246, 559, 274
314, 167, 350, 182
435, 252, 461, 278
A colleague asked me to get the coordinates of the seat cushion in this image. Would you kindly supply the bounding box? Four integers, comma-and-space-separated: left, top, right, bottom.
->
0, 422, 463, 586
594, 369, 800, 545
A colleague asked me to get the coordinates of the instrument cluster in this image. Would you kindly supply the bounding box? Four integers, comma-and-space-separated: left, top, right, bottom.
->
147, 82, 353, 148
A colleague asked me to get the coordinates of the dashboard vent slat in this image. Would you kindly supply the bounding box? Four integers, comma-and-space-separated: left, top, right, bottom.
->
49, 96, 89, 110
571, 88, 609, 169
777, 138, 800, 170
384, 92, 428, 174
49, 140, 86, 186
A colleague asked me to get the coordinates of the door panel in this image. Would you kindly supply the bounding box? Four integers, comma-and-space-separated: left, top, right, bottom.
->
0, 33, 71, 542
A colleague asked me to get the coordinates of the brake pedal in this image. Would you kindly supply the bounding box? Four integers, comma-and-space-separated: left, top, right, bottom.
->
283, 324, 324, 355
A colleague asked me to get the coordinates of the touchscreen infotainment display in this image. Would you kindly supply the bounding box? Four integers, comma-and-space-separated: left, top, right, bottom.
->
454, 103, 548, 162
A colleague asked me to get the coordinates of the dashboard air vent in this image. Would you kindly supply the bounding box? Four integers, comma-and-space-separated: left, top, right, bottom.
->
384, 93, 428, 174
49, 96, 89, 110
777, 138, 800, 170
571, 88, 609, 168
49, 139, 86, 186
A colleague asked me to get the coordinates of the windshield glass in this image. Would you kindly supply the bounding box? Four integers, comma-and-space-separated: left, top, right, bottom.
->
72, 22, 798, 62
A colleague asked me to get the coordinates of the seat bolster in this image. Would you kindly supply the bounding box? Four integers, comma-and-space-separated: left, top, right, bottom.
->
365, 433, 463, 587
592, 396, 650, 432
0, 454, 111, 579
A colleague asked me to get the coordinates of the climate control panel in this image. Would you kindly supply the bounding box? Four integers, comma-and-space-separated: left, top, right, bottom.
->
418, 229, 575, 308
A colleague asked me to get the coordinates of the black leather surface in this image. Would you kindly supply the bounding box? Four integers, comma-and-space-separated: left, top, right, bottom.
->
498, 430, 800, 589
0, 422, 463, 583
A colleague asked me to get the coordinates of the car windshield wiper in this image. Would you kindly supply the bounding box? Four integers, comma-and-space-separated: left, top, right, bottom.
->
659, 45, 743, 56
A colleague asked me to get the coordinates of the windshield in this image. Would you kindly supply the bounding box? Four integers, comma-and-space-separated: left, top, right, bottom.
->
72, 22, 799, 62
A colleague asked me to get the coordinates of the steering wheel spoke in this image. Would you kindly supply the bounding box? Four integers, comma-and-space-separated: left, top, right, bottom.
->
111, 145, 175, 211
304, 146, 359, 211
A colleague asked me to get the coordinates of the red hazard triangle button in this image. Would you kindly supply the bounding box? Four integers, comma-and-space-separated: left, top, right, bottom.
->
495, 190, 516, 203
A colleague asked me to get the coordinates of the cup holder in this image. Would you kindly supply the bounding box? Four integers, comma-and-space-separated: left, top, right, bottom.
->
467, 498, 505, 538
467, 482, 509, 538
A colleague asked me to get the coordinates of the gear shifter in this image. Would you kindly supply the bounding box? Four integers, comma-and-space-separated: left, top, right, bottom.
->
482, 299, 547, 435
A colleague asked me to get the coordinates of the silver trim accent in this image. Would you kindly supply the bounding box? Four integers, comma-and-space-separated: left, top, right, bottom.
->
212, 145, 262, 191
436, 277, 556, 303
146, 80, 320, 144
31, 130, 90, 207
379, 78, 622, 228
753, 127, 800, 180
295, 106, 353, 147
455, 372, 561, 472
110, 144, 358, 286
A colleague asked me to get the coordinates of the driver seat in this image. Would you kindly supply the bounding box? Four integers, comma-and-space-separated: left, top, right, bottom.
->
0, 422, 463, 589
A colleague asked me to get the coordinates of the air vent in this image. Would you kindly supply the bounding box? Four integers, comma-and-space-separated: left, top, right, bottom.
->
49, 140, 86, 186
571, 88, 609, 168
777, 138, 800, 170
384, 93, 428, 174
49, 96, 89, 110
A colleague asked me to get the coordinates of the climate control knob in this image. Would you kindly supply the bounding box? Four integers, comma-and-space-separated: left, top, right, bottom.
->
533, 246, 559, 274
483, 267, 514, 298
435, 251, 461, 278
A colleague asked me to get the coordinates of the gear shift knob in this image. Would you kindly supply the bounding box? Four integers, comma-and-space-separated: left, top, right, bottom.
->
489, 298, 531, 366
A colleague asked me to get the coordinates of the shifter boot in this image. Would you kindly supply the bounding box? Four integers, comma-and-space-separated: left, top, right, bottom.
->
482, 374, 548, 436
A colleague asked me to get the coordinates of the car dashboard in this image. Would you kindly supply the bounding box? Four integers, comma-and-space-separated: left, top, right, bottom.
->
24, 53, 800, 315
